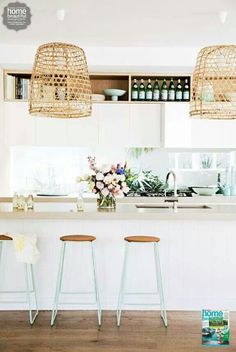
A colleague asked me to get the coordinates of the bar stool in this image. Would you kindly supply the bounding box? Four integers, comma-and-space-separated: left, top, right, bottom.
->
51, 234, 101, 326
0, 234, 39, 325
117, 235, 167, 327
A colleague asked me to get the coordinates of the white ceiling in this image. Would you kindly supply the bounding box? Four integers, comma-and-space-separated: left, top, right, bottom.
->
0, 0, 235, 47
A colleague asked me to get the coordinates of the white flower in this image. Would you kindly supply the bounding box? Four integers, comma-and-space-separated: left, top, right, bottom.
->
101, 187, 109, 196
101, 164, 111, 174
104, 175, 112, 184
115, 175, 121, 181
122, 186, 129, 194
96, 172, 104, 181
112, 175, 119, 184
119, 175, 125, 182
108, 184, 114, 190
96, 181, 104, 190
115, 185, 121, 191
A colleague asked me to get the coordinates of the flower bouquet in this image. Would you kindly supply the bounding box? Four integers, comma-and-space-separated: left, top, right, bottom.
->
77, 157, 129, 209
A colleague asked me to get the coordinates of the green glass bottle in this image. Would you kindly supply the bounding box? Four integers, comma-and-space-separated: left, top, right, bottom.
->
160, 79, 168, 101
183, 78, 190, 101
168, 78, 175, 101
145, 79, 153, 101
138, 79, 145, 101
131, 78, 138, 101
153, 79, 160, 101
175, 79, 183, 101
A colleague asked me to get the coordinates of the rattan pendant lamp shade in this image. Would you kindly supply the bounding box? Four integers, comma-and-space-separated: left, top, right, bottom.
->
29, 42, 92, 118
190, 45, 236, 119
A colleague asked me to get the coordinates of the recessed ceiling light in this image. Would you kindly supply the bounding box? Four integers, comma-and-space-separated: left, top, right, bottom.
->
56, 9, 66, 21
219, 11, 228, 24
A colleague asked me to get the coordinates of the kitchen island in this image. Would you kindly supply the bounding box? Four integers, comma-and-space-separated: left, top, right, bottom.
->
0, 199, 236, 312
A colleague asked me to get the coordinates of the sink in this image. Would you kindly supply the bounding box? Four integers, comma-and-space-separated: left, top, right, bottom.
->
136, 203, 212, 209
136, 204, 169, 209
175, 205, 212, 209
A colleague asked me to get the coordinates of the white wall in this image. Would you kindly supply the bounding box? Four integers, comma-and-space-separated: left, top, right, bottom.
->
0, 44, 199, 71
0, 43, 198, 195
0, 66, 10, 194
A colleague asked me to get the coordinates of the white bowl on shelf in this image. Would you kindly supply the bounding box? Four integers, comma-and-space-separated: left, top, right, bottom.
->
104, 89, 126, 101
192, 186, 218, 196
92, 94, 105, 102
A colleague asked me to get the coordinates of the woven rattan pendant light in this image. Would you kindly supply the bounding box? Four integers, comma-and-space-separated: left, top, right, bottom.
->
29, 42, 92, 118
190, 45, 236, 119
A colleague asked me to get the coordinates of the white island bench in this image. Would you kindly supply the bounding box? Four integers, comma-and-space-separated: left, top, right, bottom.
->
0, 198, 235, 312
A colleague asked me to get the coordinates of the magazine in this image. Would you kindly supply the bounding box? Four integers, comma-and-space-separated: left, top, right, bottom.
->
202, 310, 230, 346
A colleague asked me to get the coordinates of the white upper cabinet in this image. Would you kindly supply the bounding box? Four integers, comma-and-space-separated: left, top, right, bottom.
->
98, 103, 130, 146
162, 103, 191, 148
129, 104, 161, 147
4, 99, 236, 149
35, 116, 68, 146
67, 104, 99, 146
4, 102, 36, 146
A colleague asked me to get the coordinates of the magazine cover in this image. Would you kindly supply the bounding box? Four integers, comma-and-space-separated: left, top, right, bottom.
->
202, 310, 230, 346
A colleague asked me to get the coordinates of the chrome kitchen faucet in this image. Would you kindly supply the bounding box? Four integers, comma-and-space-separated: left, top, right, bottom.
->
165, 170, 178, 209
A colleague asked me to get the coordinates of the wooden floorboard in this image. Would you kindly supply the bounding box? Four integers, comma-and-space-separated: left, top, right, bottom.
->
0, 311, 235, 351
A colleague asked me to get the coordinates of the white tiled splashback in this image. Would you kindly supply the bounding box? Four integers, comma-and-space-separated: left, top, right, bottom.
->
10, 147, 235, 194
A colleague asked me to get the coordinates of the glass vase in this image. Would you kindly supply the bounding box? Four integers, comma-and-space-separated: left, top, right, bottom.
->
97, 193, 116, 209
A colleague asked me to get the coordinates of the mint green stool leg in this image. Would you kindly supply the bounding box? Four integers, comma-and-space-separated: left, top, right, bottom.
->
51, 239, 102, 327
24, 263, 39, 325
0, 242, 3, 267
51, 242, 66, 326
116, 241, 167, 328
154, 243, 168, 327
0, 240, 39, 325
116, 241, 129, 326
91, 242, 102, 326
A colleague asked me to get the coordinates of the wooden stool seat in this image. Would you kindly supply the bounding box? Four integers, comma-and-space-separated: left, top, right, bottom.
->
124, 235, 160, 243
0, 234, 12, 241
60, 235, 96, 242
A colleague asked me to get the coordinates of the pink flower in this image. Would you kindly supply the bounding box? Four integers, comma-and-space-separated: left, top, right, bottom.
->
101, 188, 109, 196
96, 181, 104, 190
96, 172, 104, 181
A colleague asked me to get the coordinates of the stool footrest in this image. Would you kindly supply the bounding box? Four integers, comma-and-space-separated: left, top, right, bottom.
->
124, 302, 160, 306
60, 291, 95, 295
0, 290, 35, 294
0, 300, 28, 304
58, 301, 97, 305
124, 291, 159, 295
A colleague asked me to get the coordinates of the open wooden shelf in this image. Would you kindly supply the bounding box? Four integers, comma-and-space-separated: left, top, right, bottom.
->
90, 74, 129, 101
3, 69, 191, 103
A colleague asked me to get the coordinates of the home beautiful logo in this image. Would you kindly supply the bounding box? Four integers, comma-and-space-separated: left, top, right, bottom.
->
2, 2, 31, 31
